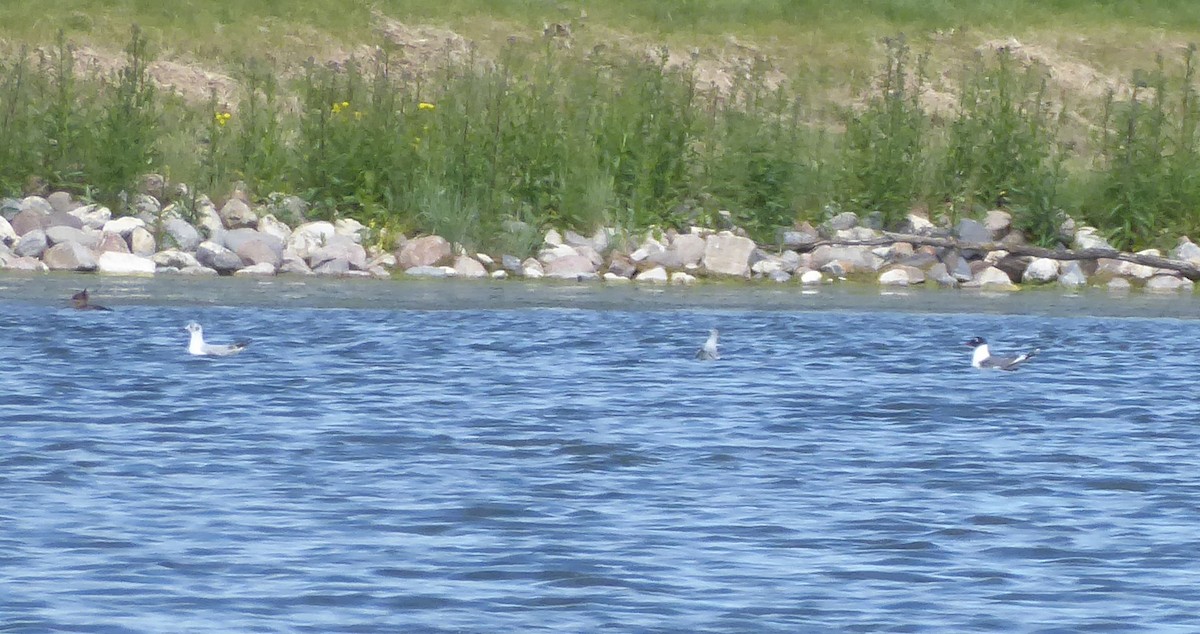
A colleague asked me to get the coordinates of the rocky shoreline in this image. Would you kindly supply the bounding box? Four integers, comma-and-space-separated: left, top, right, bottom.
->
1, 184, 1199, 295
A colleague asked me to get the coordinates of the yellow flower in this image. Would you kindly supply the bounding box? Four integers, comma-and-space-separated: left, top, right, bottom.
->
418, 102, 436, 111
214, 111, 231, 127
331, 100, 351, 115
354, 111, 363, 120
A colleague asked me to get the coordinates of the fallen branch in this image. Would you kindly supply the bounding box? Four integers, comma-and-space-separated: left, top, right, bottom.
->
790, 232, 1200, 280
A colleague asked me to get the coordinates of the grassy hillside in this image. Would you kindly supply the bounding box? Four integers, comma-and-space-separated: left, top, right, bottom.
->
4, 2, 1200, 253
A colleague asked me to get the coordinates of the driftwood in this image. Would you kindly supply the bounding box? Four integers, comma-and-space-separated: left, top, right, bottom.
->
789, 232, 1200, 281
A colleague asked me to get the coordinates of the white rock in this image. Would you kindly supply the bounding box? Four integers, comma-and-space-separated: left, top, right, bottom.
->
1022, 258, 1060, 284
97, 251, 156, 275
234, 262, 278, 276
751, 258, 783, 276
538, 243, 578, 264
800, 270, 823, 285
878, 268, 911, 286
670, 271, 697, 285
635, 266, 669, 283
523, 267, 544, 279
974, 266, 1017, 290
103, 216, 146, 237
476, 253, 495, 266
0, 216, 15, 246
702, 232, 756, 277
490, 270, 508, 280
453, 255, 488, 278
287, 221, 337, 260
70, 204, 112, 229
544, 228, 564, 246
1058, 261, 1087, 287
603, 272, 630, 283
257, 214, 293, 243
1073, 226, 1113, 251
334, 218, 368, 243
153, 249, 202, 269
129, 226, 156, 256
1145, 275, 1194, 293
405, 265, 457, 278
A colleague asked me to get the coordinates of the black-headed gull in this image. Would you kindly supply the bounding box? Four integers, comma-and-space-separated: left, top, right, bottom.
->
965, 336, 1038, 370
186, 322, 249, 357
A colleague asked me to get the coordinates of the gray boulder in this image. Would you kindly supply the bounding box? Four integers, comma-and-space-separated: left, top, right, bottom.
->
164, 218, 202, 251
3, 255, 48, 272
70, 204, 112, 229
1145, 275, 1194, 293
973, 266, 1016, 289
396, 235, 451, 268
452, 255, 488, 278
702, 232, 756, 276
1072, 226, 1113, 251
635, 266, 669, 283
824, 211, 859, 233
219, 197, 258, 229
195, 241, 244, 274
1170, 237, 1200, 266
1022, 258, 1060, 284
234, 262, 277, 276
501, 254, 523, 273
153, 249, 202, 269
45, 225, 98, 249
810, 245, 885, 273
15, 230, 48, 258
42, 241, 97, 271
257, 214, 292, 244
21, 196, 53, 215
129, 227, 156, 256
984, 209, 1012, 240
10, 208, 47, 236
927, 262, 959, 287
405, 265, 455, 278
0, 216, 17, 246
311, 236, 367, 270
45, 211, 83, 230
314, 258, 352, 276
286, 220, 336, 259
545, 254, 597, 279
97, 251, 155, 275
47, 191, 76, 213
1058, 261, 1087, 287
103, 216, 146, 237
607, 254, 637, 278
279, 254, 314, 275
955, 218, 992, 244
1107, 277, 1132, 291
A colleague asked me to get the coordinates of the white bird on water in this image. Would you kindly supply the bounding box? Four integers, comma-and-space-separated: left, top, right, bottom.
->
964, 336, 1038, 371
695, 329, 720, 360
186, 322, 249, 357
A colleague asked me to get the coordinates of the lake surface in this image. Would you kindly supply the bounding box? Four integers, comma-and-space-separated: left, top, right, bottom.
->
2, 275, 1200, 632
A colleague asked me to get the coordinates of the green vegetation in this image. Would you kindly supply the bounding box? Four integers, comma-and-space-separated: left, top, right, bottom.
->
4, 3, 1200, 252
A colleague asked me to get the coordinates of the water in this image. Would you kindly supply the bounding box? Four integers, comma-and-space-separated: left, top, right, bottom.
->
2, 276, 1200, 632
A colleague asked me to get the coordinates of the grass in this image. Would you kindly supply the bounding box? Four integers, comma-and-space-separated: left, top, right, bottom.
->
5, 3, 1200, 253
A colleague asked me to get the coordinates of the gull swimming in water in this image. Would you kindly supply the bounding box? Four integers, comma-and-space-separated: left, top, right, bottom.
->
695, 329, 720, 360
71, 289, 111, 311
186, 322, 249, 357
965, 336, 1039, 371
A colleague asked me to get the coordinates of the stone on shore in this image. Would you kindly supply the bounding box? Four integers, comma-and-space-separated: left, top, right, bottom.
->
635, 266, 669, 283
545, 254, 596, 279
823, 211, 859, 233
234, 262, 278, 276
984, 209, 1012, 240
286, 221, 336, 260
153, 249, 202, 270
1171, 237, 1200, 266
313, 257, 352, 276
195, 240, 244, 274
45, 211, 83, 230
280, 254, 314, 275
800, 269, 823, 285
973, 266, 1017, 290
955, 218, 992, 244
0, 216, 16, 246
42, 241, 97, 271
103, 216, 146, 237
397, 235, 451, 269
1145, 275, 1194, 293
219, 197, 258, 229
130, 227, 156, 256
3, 255, 48, 272
1022, 258, 1060, 284
68, 204, 110, 231
44, 225, 98, 249
47, 191, 75, 213
1107, 277, 1132, 292
879, 266, 925, 286
670, 271, 697, 285
97, 251, 156, 275
702, 232, 756, 277
14, 230, 48, 258
334, 218, 368, 244
10, 208, 47, 236
1073, 226, 1113, 251
310, 236, 367, 270
927, 262, 959, 287
405, 265, 456, 278
607, 254, 637, 279
452, 255, 488, 278
257, 214, 292, 244
164, 218, 202, 251
1058, 261, 1087, 287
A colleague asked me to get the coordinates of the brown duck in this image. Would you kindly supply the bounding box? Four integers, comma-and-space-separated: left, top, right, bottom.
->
71, 289, 112, 311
